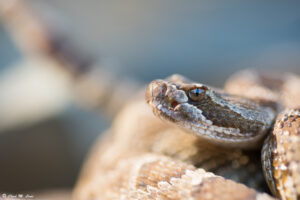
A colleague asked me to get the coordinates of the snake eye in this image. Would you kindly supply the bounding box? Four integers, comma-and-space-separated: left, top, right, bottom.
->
188, 87, 207, 101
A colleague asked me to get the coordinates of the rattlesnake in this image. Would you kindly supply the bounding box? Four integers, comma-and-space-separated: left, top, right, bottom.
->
1, 1, 300, 200
73, 71, 300, 200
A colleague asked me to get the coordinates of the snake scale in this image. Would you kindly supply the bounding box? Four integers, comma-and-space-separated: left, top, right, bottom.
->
1, 1, 300, 200
73, 71, 300, 200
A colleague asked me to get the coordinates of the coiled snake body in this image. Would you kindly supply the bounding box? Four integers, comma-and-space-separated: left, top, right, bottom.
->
1, 1, 299, 199
74, 70, 300, 200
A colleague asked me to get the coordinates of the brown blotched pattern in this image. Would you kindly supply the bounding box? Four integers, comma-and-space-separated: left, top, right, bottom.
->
262, 109, 300, 200
225, 70, 300, 110
74, 154, 274, 200
224, 69, 282, 105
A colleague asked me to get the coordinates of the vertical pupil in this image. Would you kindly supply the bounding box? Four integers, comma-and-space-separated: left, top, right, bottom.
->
189, 88, 205, 100
195, 88, 200, 96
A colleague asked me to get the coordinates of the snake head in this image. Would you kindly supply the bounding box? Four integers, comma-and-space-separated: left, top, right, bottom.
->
146, 74, 211, 124
146, 74, 276, 149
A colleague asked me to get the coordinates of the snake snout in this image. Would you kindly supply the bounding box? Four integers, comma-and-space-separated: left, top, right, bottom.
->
146, 80, 168, 104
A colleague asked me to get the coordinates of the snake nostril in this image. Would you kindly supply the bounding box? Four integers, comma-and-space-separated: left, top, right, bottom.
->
161, 83, 167, 95
146, 80, 168, 103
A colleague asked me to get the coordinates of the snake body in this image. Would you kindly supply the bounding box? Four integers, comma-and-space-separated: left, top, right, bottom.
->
73, 71, 300, 200
262, 109, 300, 199
1, 2, 299, 199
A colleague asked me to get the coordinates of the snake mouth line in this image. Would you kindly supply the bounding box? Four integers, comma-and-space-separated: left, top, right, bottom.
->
153, 103, 265, 147
153, 100, 266, 149
152, 100, 250, 138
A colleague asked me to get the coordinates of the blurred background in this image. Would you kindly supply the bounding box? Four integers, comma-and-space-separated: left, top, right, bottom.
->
0, 0, 300, 197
